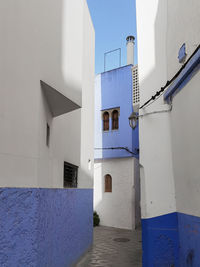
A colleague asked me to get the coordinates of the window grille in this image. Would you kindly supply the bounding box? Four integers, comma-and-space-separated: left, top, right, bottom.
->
132, 65, 140, 106
63, 162, 78, 188
46, 124, 50, 147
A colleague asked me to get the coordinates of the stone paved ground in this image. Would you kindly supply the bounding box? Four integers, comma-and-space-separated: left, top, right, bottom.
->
76, 226, 142, 267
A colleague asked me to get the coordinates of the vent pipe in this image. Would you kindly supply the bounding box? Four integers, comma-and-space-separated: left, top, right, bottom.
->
126, 36, 135, 65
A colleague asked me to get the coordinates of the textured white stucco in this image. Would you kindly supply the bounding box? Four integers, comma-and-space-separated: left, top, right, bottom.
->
170, 72, 200, 217
94, 157, 135, 230
136, 0, 176, 219
0, 0, 94, 188
79, 1, 95, 188
166, 0, 200, 217
136, 0, 200, 219
166, 0, 200, 79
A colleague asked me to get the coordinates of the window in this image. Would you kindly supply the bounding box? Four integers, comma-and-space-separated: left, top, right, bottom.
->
63, 162, 78, 188
105, 174, 112, 192
103, 111, 109, 131
46, 124, 50, 147
112, 110, 119, 130
102, 107, 120, 131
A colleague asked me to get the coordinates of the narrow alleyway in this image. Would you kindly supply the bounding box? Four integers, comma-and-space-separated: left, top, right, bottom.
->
76, 226, 142, 267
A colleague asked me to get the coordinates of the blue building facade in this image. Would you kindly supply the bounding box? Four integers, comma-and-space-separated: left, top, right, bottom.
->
94, 65, 139, 160
94, 63, 140, 230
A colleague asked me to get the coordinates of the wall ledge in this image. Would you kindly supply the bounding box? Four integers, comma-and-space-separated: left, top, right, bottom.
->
164, 48, 200, 102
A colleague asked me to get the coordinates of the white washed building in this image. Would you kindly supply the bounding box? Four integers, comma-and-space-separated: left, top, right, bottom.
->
136, 0, 200, 266
0, 0, 94, 266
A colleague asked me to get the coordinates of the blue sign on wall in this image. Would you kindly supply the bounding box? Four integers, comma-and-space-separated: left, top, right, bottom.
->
178, 43, 187, 63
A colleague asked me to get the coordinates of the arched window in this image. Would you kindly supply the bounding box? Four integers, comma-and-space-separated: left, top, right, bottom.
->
103, 112, 109, 131
105, 174, 112, 192
112, 110, 119, 130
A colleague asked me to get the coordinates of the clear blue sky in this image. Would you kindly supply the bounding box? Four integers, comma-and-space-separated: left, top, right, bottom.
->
87, 0, 137, 74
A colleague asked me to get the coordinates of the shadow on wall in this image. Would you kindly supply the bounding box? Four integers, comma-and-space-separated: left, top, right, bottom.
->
39, 0, 94, 189
10, 0, 84, 101
134, 159, 141, 229
0, 0, 94, 188
40, 0, 83, 103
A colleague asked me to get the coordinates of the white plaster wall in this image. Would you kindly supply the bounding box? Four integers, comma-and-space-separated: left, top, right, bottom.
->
165, 1, 200, 217
0, 0, 94, 188
167, 0, 200, 78
170, 72, 200, 217
136, 0, 176, 218
51, 110, 82, 188
134, 158, 141, 228
94, 74, 103, 158
79, 1, 95, 189
94, 157, 135, 230
136, 0, 200, 219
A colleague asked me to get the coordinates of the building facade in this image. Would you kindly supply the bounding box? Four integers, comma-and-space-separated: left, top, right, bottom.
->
94, 39, 140, 230
0, 0, 94, 266
136, 0, 200, 266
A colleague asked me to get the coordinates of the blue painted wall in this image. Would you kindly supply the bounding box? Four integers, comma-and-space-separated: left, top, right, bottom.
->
178, 213, 200, 267
94, 65, 139, 159
142, 212, 200, 267
0, 188, 93, 267
142, 213, 179, 267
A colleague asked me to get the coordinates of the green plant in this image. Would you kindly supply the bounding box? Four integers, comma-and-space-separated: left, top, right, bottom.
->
93, 211, 100, 227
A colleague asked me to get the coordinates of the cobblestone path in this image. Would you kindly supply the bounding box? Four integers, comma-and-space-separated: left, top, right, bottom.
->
76, 226, 142, 267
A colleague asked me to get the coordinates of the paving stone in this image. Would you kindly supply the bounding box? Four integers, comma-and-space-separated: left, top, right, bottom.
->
76, 226, 142, 267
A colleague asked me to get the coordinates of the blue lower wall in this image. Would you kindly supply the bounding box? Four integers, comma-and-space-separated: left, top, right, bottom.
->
178, 213, 200, 267
142, 213, 179, 267
0, 188, 93, 267
142, 212, 200, 267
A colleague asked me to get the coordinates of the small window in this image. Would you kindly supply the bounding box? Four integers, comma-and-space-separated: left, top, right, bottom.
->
46, 124, 50, 147
103, 111, 109, 131
112, 110, 119, 130
63, 162, 78, 188
105, 174, 112, 192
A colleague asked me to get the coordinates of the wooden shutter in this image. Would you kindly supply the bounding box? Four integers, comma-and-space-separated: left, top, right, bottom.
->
103, 112, 109, 131
112, 110, 119, 130
105, 174, 112, 192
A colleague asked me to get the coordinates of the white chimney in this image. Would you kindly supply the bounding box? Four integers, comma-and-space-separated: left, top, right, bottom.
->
126, 36, 135, 65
